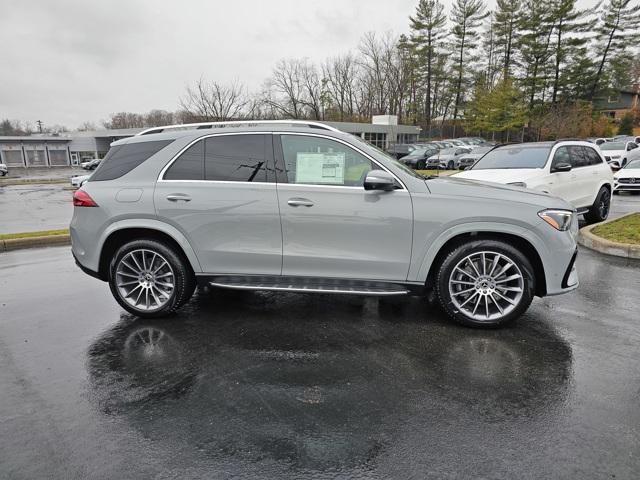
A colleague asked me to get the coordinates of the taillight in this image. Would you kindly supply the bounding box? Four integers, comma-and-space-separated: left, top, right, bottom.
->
73, 190, 98, 207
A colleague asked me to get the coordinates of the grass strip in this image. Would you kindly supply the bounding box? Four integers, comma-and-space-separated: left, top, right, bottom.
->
0, 229, 69, 241
591, 213, 640, 245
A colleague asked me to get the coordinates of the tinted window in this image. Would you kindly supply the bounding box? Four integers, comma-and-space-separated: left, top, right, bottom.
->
583, 147, 604, 166
164, 140, 204, 180
472, 146, 550, 170
551, 146, 571, 169
628, 143, 638, 150
281, 135, 374, 186
568, 146, 589, 168
92, 140, 173, 181
205, 134, 267, 182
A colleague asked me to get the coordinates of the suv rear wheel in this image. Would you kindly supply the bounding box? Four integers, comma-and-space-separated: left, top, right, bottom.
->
584, 187, 610, 224
108, 239, 194, 318
435, 240, 535, 328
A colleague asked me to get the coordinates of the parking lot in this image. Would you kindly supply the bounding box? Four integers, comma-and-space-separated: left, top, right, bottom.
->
1, 245, 638, 479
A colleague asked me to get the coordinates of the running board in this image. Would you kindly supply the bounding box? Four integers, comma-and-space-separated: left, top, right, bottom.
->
206, 275, 410, 296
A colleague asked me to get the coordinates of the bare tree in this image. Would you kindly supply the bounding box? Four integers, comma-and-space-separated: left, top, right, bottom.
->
144, 109, 174, 127
103, 112, 145, 129
180, 78, 251, 121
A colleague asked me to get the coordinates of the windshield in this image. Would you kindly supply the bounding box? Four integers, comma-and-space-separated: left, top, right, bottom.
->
600, 142, 625, 151
623, 159, 640, 169
471, 146, 550, 170
351, 135, 422, 179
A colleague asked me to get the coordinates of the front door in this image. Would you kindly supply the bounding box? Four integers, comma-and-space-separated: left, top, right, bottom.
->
275, 134, 413, 281
154, 133, 282, 275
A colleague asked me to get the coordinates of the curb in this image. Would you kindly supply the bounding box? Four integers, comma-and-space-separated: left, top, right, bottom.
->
0, 178, 69, 187
0, 234, 70, 252
578, 214, 640, 259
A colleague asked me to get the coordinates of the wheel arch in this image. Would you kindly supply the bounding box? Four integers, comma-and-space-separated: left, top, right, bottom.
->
97, 223, 201, 281
420, 230, 547, 297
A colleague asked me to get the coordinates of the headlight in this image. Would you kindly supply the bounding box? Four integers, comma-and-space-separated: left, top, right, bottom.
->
538, 209, 574, 231
507, 182, 527, 188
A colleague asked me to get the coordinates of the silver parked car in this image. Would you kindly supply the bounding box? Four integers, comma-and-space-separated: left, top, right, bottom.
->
71, 120, 579, 327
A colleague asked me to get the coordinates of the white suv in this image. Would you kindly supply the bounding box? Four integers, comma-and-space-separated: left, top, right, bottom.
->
454, 141, 613, 224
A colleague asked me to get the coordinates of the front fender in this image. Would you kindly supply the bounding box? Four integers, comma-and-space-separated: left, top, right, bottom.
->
409, 221, 550, 283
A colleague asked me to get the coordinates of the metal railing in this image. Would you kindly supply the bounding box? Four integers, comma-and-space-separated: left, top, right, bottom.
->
137, 120, 341, 136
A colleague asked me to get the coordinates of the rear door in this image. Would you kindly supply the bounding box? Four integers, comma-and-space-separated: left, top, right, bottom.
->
154, 133, 283, 275
274, 134, 413, 281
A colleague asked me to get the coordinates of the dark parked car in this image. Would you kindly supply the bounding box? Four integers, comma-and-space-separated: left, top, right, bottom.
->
399, 146, 440, 169
387, 143, 417, 159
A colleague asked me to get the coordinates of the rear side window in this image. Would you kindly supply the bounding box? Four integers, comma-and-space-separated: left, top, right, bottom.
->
92, 140, 173, 181
205, 135, 268, 182
582, 147, 604, 166
164, 141, 204, 180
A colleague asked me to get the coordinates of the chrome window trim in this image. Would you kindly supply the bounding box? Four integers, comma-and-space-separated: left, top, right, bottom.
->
157, 131, 407, 190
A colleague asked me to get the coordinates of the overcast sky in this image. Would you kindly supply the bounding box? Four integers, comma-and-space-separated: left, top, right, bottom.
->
1, 0, 596, 129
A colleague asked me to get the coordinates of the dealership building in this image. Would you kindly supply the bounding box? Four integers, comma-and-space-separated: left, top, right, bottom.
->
0, 118, 420, 168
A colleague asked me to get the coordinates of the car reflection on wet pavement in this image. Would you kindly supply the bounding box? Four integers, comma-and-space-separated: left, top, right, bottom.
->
1, 247, 639, 479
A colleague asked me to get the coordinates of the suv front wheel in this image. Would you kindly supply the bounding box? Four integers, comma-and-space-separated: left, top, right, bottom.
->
435, 240, 535, 327
108, 239, 194, 318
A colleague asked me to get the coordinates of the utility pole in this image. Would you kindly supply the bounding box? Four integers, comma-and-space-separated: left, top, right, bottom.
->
36, 120, 43, 133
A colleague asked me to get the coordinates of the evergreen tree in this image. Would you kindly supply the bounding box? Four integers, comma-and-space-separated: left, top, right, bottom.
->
548, 0, 593, 103
618, 112, 634, 135
589, 0, 640, 99
493, 0, 522, 79
409, 0, 448, 132
518, 0, 556, 110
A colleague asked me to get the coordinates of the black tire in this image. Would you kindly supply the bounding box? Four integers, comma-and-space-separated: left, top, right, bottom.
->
447, 160, 455, 170
416, 160, 426, 170
108, 239, 194, 318
434, 239, 536, 328
584, 187, 611, 224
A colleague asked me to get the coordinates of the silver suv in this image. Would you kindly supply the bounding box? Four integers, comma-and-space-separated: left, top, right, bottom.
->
71, 121, 579, 327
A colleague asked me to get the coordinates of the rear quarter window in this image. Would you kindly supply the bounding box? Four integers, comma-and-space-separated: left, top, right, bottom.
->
91, 140, 173, 181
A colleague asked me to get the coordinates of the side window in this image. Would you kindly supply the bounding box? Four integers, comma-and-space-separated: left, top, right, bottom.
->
568, 146, 588, 168
164, 140, 204, 180
551, 146, 571, 169
280, 135, 374, 186
628, 143, 638, 150
205, 134, 268, 182
582, 147, 604, 166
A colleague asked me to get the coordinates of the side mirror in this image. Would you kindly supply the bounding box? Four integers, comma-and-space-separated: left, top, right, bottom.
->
551, 162, 572, 173
364, 170, 396, 191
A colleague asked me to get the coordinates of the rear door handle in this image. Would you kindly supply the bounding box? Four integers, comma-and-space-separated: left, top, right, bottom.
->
166, 194, 192, 202
287, 198, 314, 207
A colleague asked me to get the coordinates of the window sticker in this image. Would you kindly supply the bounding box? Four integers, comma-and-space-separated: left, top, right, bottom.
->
295, 152, 345, 184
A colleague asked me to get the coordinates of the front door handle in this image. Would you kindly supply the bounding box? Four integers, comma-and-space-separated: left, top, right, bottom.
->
287, 198, 314, 207
166, 194, 192, 202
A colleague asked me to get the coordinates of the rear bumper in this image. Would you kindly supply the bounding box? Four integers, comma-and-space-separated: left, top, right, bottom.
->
73, 251, 104, 281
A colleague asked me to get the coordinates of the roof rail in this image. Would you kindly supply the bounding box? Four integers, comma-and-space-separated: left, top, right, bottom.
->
136, 120, 341, 136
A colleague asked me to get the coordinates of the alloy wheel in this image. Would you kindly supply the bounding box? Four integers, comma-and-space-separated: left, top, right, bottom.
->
115, 249, 175, 311
448, 251, 524, 322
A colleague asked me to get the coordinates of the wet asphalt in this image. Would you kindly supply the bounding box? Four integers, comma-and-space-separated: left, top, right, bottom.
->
0, 246, 639, 479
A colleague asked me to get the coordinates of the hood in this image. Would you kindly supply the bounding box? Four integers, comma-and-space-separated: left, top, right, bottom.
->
426, 175, 571, 210
453, 168, 543, 183
600, 149, 624, 157
614, 167, 640, 178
